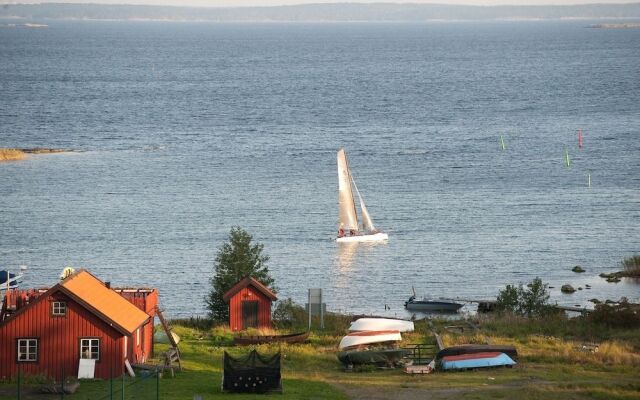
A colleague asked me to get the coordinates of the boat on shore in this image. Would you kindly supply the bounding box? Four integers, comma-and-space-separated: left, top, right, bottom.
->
233, 331, 310, 346
338, 348, 408, 367
404, 295, 464, 313
436, 344, 518, 361
336, 148, 388, 243
349, 318, 414, 333
441, 352, 516, 370
338, 330, 401, 350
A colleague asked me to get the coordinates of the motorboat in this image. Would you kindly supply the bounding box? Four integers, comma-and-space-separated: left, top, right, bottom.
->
404, 295, 464, 313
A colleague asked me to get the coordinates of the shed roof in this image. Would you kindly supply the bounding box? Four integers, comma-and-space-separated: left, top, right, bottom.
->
58, 269, 150, 335
222, 276, 277, 303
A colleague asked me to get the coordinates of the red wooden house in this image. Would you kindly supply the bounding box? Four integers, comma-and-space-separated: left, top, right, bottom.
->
0, 269, 158, 379
223, 277, 277, 332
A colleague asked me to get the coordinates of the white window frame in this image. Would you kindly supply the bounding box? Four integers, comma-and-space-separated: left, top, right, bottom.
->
17, 338, 38, 362
51, 301, 67, 316
80, 338, 100, 360
136, 328, 140, 347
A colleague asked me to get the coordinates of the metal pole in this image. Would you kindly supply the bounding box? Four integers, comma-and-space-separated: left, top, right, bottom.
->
320, 290, 324, 329
307, 289, 311, 331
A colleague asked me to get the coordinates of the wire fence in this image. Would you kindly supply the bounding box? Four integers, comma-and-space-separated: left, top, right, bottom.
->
6, 366, 161, 400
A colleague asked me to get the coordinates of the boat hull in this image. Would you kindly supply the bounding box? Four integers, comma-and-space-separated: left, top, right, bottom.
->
233, 331, 310, 345
405, 300, 463, 313
349, 318, 414, 333
339, 330, 402, 350
338, 349, 408, 366
441, 352, 516, 370
336, 232, 388, 243
436, 345, 518, 361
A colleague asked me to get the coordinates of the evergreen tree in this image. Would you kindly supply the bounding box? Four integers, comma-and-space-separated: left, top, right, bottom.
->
206, 227, 275, 322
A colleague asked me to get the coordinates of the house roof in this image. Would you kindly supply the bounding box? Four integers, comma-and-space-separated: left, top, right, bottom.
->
57, 269, 150, 335
222, 276, 277, 303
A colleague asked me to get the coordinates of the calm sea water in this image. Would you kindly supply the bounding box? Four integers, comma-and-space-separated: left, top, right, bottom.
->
1, 21, 639, 318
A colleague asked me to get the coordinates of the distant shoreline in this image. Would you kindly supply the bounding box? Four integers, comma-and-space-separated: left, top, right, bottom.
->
1, 2, 639, 22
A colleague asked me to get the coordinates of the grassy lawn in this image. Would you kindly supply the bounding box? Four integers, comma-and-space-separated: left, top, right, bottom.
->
1, 315, 639, 399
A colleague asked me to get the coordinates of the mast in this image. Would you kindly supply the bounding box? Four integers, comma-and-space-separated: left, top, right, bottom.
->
337, 149, 359, 232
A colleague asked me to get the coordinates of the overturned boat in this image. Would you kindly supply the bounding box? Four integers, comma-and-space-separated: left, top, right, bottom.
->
349, 318, 414, 333
441, 352, 516, 370
338, 330, 402, 350
338, 348, 408, 367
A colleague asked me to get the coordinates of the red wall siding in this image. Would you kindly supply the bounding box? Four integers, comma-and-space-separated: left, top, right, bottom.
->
228, 287, 272, 332
118, 290, 158, 363
0, 292, 125, 380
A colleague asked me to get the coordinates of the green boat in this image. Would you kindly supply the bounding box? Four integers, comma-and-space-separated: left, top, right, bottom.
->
338, 349, 408, 367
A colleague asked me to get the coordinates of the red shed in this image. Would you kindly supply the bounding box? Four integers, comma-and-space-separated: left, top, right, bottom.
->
223, 277, 277, 332
0, 269, 157, 380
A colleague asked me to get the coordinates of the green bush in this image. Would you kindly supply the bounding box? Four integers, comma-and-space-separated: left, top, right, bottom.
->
587, 299, 640, 329
495, 277, 556, 318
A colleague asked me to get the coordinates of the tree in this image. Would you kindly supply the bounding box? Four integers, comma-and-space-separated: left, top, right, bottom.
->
495, 277, 553, 318
206, 227, 275, 322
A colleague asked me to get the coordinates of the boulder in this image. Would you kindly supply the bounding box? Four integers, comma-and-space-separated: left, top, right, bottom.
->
561, 284, 576, 294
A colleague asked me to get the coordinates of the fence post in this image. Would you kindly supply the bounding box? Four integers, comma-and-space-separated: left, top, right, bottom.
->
110, 367, 113, 400
17, 364, 20, 400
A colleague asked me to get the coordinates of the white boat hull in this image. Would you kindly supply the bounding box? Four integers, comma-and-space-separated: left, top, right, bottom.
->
339, 330, 402, 350
336, 232, 388, 243
349, 318, 414, 333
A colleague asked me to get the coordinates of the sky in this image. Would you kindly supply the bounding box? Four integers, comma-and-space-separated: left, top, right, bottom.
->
1, 0, 638, 7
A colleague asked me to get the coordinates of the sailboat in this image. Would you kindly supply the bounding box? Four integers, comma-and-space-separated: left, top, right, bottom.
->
336, 149, 388, 243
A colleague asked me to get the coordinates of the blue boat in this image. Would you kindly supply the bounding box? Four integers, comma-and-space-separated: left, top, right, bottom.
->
0, 270, 22, 291
441, 352, 516, 370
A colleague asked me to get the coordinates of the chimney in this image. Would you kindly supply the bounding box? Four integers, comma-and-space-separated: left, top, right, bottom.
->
105, 281, 111, 289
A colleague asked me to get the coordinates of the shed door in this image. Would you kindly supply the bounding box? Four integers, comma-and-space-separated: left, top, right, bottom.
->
242, 301, 259, 329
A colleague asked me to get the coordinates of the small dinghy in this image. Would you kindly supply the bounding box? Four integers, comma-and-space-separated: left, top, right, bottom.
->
349, 318, 414, 333
338, 330, 402, 350
404, 295, 464, 313
436, 344, 518, 361
441, 352, 516, 370
338, 348, 408, 367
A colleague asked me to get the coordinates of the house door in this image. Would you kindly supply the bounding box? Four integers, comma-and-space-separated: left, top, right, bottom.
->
242, 301, 259, 329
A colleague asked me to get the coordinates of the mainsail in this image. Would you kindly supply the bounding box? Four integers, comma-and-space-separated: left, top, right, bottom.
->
337, 149, 359, 231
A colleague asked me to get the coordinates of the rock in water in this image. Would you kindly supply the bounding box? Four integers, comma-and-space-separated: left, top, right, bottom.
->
561, 284, 576, 293
572, 265, 585, 273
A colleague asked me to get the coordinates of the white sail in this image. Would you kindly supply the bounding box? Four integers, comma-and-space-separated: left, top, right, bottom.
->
351, 178, 376, 232
337, 148, 358, 231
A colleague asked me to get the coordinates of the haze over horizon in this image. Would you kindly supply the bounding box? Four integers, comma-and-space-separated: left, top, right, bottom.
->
1, 0, 639, 7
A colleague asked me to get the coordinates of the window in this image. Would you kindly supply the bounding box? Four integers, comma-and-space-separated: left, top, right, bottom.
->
51, 301, 66, 316
17, 338, 38, 362
80, 338, 100, 360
